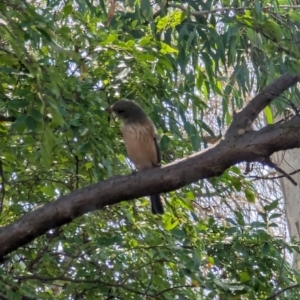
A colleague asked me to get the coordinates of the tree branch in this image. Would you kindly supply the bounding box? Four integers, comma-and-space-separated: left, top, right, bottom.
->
14, 275, 159, 298
266, 283, 300, 300
226, 72, 300, 137
263, 157, 297, 186
0, 73, 299, 260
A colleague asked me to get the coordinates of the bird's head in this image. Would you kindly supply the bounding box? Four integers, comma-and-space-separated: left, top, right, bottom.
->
107, 99, 147, 123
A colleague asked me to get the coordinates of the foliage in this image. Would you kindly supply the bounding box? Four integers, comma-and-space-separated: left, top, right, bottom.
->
0, 0, 300, 299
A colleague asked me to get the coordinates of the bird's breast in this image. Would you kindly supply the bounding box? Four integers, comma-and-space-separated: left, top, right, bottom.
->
121, 122, 158, 170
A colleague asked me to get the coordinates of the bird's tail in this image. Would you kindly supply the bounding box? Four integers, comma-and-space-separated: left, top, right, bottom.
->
150, 194, 164, 215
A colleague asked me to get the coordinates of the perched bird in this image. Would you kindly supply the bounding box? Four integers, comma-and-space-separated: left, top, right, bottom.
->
107, 99, 164, 214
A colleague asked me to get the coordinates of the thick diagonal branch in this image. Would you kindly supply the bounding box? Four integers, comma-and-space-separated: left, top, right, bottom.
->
226, 72, 300, 137
0, 73, 300, 260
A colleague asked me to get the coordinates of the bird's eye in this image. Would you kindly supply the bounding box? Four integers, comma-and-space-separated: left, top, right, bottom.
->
117, 109, 125, 114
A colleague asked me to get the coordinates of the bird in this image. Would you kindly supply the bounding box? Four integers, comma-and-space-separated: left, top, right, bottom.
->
107, 99, 164, 215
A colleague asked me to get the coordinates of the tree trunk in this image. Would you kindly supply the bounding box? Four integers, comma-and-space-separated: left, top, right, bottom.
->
273, 149, 300, 269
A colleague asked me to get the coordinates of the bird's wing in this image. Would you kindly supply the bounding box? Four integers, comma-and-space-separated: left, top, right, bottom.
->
143, 117, 161, 167
154, 136, 161, 166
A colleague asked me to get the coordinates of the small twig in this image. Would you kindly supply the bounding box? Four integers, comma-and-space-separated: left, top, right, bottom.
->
0, 160, 5, 213
153, 285, 195, 297
26, 245, 49, 271
265, 283, 300, 300
263, 158, 297, 186
244, 162, 253, 174
0, 293, 9, 300
106, 0, 115, 26
14, 275, 156, 298
248, 168, 300, 181
75, 155, 79, 189
226, 73, 300, 137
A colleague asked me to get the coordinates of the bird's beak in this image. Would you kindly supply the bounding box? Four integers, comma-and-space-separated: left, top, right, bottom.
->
105, 106, 113, 114
106, 106, 117, 119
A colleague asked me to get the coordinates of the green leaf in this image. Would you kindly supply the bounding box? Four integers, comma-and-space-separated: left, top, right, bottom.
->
164, 215, 179, 230
269, 213, 282, 219
231, 177, 242, 191
40, 144, 51, 167
240, 271, 250, 282
104, 34, 118, 44
96, 236, 122, 246
44, 127, 56, 154
245, 189, 255, 203
170, 11, 186, 27
198, 119, 215, 138
264, 200, 279, 212
156, 16, 168, 31
36, 27, 52, 42
41, 186, 55, 197
186, 191, 195, 200
85, 162, 93, 170
160, 135, 171, 151
8, 99, 29, 109
289, 10, 300, 23
193, 251, 200, 270
263, 20, 283, 42
63, 4, 73, 16
196, 70, 203, 91
225, 111, 231, 126
250, 221, 266, 228
25, 115, 37, 131
159, 42, 178, 54
140, 0, 153, 21
48, 106, 65, 126
226, 218, 237, 226
11, 115, 27, 133
261, 242, 270, 256
156, 11, 186, 31
184, 122, 200, 151
79, 142, 90, 154
264, 106, 273, 124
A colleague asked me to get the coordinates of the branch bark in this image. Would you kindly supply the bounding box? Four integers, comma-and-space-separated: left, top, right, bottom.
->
0, 73, 299, 260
